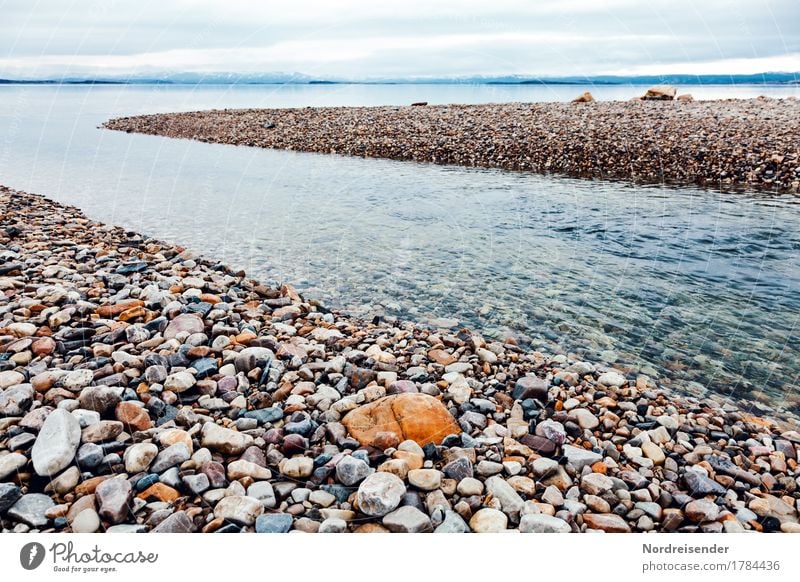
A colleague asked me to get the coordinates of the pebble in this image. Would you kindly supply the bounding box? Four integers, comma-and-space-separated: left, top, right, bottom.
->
562, 445, 602, 471
31, 408, 81, 477
407, 469, 442, 491
255, 513, 293, 533
124, 443, 158, 473
279, 456, 314, 479
383, 505, 433, 533
201, 422, 253, 455
96, 477, 132, 524
8, 493, 54, 528
356, 472, 406, 517
520, 513, 571, 533
469, 508, 508, 532
685, 499, 720, 522
214, 495, 264, 526
335, 456, 374, 486
0, 452, 27, 480
72, 508, 101, 533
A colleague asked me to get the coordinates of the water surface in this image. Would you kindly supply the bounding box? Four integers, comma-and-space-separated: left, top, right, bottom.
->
1, 84, 799, 414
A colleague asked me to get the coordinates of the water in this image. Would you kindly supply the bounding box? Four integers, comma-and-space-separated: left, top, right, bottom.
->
1, 83, 799, 413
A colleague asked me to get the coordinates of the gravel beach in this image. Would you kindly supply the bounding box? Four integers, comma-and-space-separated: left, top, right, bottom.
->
103, 97, 800, 192
2, 185, 799, 533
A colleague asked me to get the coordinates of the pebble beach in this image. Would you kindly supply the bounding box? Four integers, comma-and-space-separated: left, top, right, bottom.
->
2, 185, 800, 534
103, 97, 800, 192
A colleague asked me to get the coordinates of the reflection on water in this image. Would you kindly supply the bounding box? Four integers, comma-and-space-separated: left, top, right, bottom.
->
1, 84, 799, 413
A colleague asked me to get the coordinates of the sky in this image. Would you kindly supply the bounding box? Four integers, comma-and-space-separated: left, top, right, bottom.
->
0, 0, 798, 80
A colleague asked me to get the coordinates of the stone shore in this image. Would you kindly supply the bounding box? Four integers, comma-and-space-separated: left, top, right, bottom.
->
2, 185, 799, 534
103, 98, 800, 192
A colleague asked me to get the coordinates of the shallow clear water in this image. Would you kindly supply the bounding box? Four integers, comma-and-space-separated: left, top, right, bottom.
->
1, 84, 799, 413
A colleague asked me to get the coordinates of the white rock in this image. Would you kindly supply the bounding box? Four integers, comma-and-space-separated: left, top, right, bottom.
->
520, 513, 571, 533
214, 495, 264, 526
31, 408, 81, 477
356, 472, 406, 517
0, 453, 27, 480
469, 508, 508, 532
200, 422, 253, 455
597, 371, 627, 387
123, 443, 158, 473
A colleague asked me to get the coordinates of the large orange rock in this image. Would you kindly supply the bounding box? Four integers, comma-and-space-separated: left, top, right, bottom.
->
342, 394, 459, 447
95, 300, 144, 318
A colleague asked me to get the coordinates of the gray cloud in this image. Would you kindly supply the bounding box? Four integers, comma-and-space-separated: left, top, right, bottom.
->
0, 0, 797, 78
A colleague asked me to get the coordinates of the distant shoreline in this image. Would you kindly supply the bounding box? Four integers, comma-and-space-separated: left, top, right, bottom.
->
2, 72, 798, 86
103, 97, 800, 193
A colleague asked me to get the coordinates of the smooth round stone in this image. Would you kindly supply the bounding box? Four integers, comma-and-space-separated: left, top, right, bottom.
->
72, 508, 101, 533
182, 473, 210, 495
469, 508, 508, 532
0, 483, 22, 513
535, 420, 567, 446
520, 513, 571, 533
407, 469, 442, 491
456, 477, 484, 496
255, 513, 293, 533
63, 369, 94, 391
246, 481, 276, 508
31, 408, 81, 477
124, 442, 158, 473
227, 459, 271, 480
279, 456, 314, 479
50, 466, 81, 495
434, 510, 469, 533
77, 385, 122, 415
382, 505, 433, 533
685, 499, 720, 522
335, 456, 374, 486
7, 493, 54, 528
163, 314, 204, 339
568, 408, 600, 430
641, 441, 666, 465
597, 371, 627, 387
0, 452, 27, 480
200, 422, 253, 455
214, 495, 264, 526
152, 510, 195, 533
164, 371, 196, 393
356, 472, 406, 517
0, 370, 25, 389
96, 477, 133, 524
319, 517, 347, 533
0, 383, 34, 416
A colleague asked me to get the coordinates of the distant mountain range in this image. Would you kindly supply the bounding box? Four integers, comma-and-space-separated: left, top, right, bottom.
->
1, 72, 798, 85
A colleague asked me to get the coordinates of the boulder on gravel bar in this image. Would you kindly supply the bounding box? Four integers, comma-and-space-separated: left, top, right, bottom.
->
342, 393, 459, 447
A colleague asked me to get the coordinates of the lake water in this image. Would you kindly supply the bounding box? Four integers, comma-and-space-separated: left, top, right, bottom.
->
1, 83, 799, 415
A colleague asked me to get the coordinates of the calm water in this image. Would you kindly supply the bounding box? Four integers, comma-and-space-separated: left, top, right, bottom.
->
1, 84, 799, 414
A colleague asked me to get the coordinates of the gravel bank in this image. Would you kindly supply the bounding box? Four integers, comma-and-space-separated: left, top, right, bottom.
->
2, 185, 799, 533
103, 98, 800, 192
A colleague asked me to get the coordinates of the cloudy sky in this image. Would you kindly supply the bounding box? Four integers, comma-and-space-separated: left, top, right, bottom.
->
1, 0, 798, 79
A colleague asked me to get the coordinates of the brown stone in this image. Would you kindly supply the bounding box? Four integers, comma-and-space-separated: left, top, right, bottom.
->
118, 306, 147, 322
95, 300, 144, 318
115, 401, 152, 432
582, 513, 631, 532
572, 91, 595, 103
138, 482, 181, 503
31, 337, 56, 356
643, 85, 677, 100
428, 349, 456, 366
343, 393, 460, 447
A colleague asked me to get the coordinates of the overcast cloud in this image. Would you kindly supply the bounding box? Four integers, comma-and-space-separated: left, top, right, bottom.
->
0, 0, 798, 79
